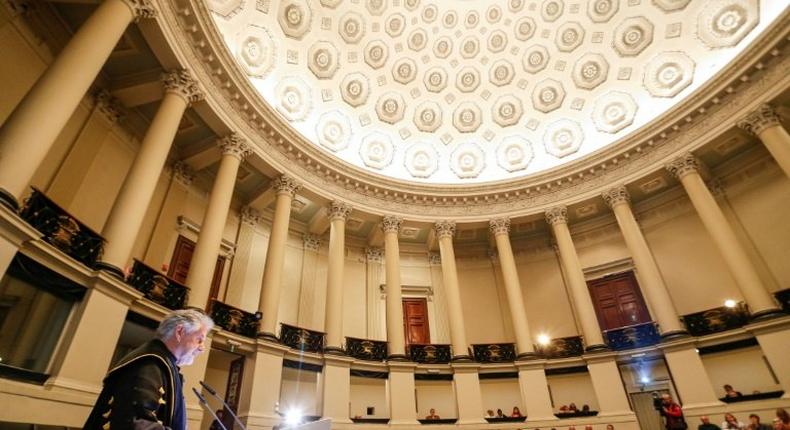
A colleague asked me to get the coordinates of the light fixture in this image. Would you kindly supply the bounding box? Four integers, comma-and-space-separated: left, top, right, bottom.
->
724, 299, 737, 308
285, 408, 303, 427
537, 333, 551, 346
640, 375, 651, 384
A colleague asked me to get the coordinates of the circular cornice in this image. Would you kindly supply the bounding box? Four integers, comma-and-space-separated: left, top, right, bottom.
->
162, 0, 790, 221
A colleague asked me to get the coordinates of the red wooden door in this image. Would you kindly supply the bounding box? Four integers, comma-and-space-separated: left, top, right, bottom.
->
587, 271, 651, 330
168, 235, 226, 308
402, 298, 431, 345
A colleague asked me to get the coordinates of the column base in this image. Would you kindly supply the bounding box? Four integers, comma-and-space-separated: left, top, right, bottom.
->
387, 354, 409, 361
450, 354, 473, 362
750, 308, 786, 321
94, 261, 125, 280
0, 188, 20, 212
258, 332, 279, 343
660, 330, 691, 341
323, 346, 346, 355
585, 344, 610, 353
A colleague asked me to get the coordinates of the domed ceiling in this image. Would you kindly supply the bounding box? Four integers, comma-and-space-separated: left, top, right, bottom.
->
208, 0, 785, 184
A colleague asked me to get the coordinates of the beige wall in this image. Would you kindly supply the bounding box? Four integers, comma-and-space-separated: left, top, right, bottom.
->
547, 372, 599, 412
280, 367, 321, 417
457, 257, 508, 344
700, 346, 781, 397
200, 349, 239, 430
479, 378, 522, 415
349, 377, 388, 418
415, 379, 456, 419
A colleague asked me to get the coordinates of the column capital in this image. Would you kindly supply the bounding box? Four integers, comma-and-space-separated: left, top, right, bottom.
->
171, 161, 194, 187
381, 216, 402, 234
240, 206, 263, 227
218, 133, 252, 161
428, 252, 442, 265
273, 174, 301, 197
489, 218, 511, 236
433, 220, 456, 239
120, 0, 157, 21
162, 69, 204, 105
486, 248, 499, 263
544, 206, 568, 226
737, 104, 781, 136
366, 247, 384, 263
601, 185, 631, 209
328, 201, 352, 221
303, 233, 322, 251
93, 89, 124, 123
665, 153, 701, 180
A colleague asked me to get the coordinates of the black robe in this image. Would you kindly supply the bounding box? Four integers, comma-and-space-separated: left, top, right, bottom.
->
84, 339, 186, 430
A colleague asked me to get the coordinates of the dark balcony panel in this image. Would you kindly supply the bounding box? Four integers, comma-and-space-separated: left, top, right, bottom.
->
346, 337, 387, 361
19, 187, 105, 268
127, 259, 189, 310
537, 336, 584, 358
604, 322, 661, 351
555, 411, 599, 419
682, 304, 750, 336
209, 299, 260, 338
472, 343, 516, 363
280, 323, 325, 353
408, 344, 452, 364
775, 289, 790, 313
485, 417, 527, 423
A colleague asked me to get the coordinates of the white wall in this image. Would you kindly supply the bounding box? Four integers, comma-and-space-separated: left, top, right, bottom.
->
701, 346, 781, 397
349, 376, 388, 418
280, 367, 321, 417
479, 378, 522, 416
415, 379, 456, 419
547, 372, 599, 412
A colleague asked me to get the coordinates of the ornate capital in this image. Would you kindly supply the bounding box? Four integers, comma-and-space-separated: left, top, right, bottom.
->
328, 201, 352, 221
665, 153, 700, 180
737, 104, 781, 136
272, 174, 301, 197
171, 161, 194, 187
489, 218, 511, 236
707, 178, 726, 198
602, 185, 631, 209
381, 216, 402, 234
162, 69, 204, 105
366, 247, 384, 263
486, 248, 499, 262
544, 206, 568, 226
240, 206, 263, 226
93, 89, 124, 122
303, 234, 322, 251
219, 133, 252, 161
120, 0, 157, 21
428, 252, 441, 265
433, 220, 456, 239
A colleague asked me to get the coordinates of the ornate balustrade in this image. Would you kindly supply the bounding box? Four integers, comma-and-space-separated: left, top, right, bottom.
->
345, 337, 387, 361
19, 187, 105, 268
537, 336, 584, 358
408, 343, 452, 364
209, 299, 260, 338
682, 303, 750, 336
776, 289, 790, 313
472, 343, 516, 363
127, 259, 188, 310
280, 323, 325, 353
604, 322, 661, 351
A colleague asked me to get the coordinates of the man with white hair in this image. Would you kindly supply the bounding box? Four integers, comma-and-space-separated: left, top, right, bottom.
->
84, 308, 214, 430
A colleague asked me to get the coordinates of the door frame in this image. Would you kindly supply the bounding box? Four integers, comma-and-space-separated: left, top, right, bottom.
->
379, 285, 442, 344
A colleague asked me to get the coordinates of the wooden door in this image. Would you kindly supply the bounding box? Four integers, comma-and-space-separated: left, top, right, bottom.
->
168, 235, 226, 308
587, 271, 650, 330
402, 298, 430, 345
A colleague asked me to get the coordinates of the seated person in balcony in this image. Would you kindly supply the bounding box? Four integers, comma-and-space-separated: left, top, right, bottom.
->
559, 405, 569, 413
698, 416, 721, 430
485, 410, 495, 418
511, 407, 523, 418
748, 414, 772, 430
496, 409, 506, 418
425, 408, 440, 420
722, 413, 746, 429
606, 425, 615, 430
569, 403, 578, 412
723, 384, 743, 398
581, 404, 591, 413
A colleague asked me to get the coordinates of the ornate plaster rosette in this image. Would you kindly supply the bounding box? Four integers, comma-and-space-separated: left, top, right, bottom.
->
413, 101, 443, 132
487, 30, 508, 53
486, 5, 503, 23
408, 29, 428, 51
315, 110, 352, 152
522, 45, 550, 74
496, 136, 534, 172
423, 67, 448, 93
376, 92, 406, 124
532, 79, 566, 113
392, 58, 417, 84
544, 119, 584, 158
643, 51, 695, 97
235, 25, 275, 78
366, 0, 386, 16
697, 0, 759, 49
433, 36, 453, 59
278, 0, 312, 40
275, 77, 311, 121
592, 91, 638, 133
460, 36, 480, 59
572, 53, 609, 90
404, 142, 439, 178
455, 67, 481, 93
613, 17, 654, 57
514, 16, 536, 41
421, 4, 438, 23
453, 102, 482, 133
209, 0, 244, 18
556, 22, 584, 53
653, 0, 691, 12
385, 13, 406, 37
489, 60, 515, 87
541, 0, 564, 22
307, 41, 339, 79
359, 132, 394, 169
450, 142, 485, 179
587, 0, 618, 23
339, 11, 366, 44
340, 72, 370, 107
364, 40, 388, 69
492, 95, 523, 127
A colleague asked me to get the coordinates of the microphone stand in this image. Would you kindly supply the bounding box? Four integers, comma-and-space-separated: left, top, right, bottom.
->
192, 387, 228, 430
200, 380, 248, 430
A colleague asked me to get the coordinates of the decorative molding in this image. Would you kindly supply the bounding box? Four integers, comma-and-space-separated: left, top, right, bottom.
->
737, 104, 781, 136
162, 69, 203, 105
273, 174, 301, 197
665, 152, 701, 180
601, 185, 630, 208
176, 216, 236, 257
120, 0, 157, 21
328, 201, 352, 221
380, 284, 433, 298
381, 216, 402, 234
545, 206, 568, 226
218, 133, 253, 160
489, 218, 511, 236
433, 220, 456, 239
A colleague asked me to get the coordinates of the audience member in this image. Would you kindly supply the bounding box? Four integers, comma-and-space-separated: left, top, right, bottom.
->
699, 416, 721, 430
569, 403, 578, 412
724, 385, 743, 398
606, 425, 615, 430
511, 407, 523, 418
425, 408, 440, 420
722, 413, 746, 429
559, 405, 569, 412
485, 409, 495, 418
748, 414, 772, 430
582, 404, 591, 413
585, 426, 593, 430
658, 393, 687, 430
775, 408, 790, 430
496, 409, 506, 418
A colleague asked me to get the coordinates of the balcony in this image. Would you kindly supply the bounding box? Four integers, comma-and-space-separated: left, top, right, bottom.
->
280, 323, 325, 353
209, 299, 260, 338
682, 303, 750, 336
345, 337, 387, 361
408, 344, 452, 364
604, 322, 661, 351
537, 335, 584, 358
472, 343, 516, 363
127, 259, 188, 310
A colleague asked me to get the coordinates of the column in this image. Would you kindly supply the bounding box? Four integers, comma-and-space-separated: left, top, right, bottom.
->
545, 206, 607, 351
382, 216, 407, 359
451, 363, 485, 424
602, 186, 688, 338
321, 355, 353, 423
516, 361, 558, 421
364, 247, 384, 340
324, 201, 351, 353
660, 342, 722, 408
237, 342, 290, 429
388, 362, 419, 425
298, 234, 323, 329
489, 218, 536, 358
0, 0, 155, 209
585, 354, 634, 416
666, 153, 782, 319
748, 320, 790, 399
185, 134, 251, 309
257, 175, 300, 339
97, 69, 203, 278
433, 221, 470, 360
225, 206, 263, 310
141, 162, 193, 268
737, 104, 790, 178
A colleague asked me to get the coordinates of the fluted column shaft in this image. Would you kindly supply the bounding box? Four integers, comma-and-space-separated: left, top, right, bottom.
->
738, 104, 790, 178
0, 0, 155, 207
490, 218, 535, 357
382, 216, 407, 358
324, 202, 351, 352
434, 221, 470, 359
603, 187, 687, 337
546, 207, 607, 350
258, 176, 300, 337
185, 135, 250, 308
99, 70, 203, 277
666, 154, 781, 318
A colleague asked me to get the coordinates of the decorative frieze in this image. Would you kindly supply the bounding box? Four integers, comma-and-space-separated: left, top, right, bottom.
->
665, 152, 701, 180
601, 185, 630, 208
273, 174, 301, 197
162, 69, 204, 105
489, 218, 511, 236
544, 206, 568, 225
218, 133, 252, 160
328, 200, 352, 221
737, 104, 781, 136
433, 220, 456, 239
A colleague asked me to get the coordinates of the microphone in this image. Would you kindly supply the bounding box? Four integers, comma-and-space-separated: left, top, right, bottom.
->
200, 381, 248, 430
192, 387, 228, 430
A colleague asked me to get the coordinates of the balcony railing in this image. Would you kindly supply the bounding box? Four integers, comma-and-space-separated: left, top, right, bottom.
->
127, 259, 188, 310
19, 187, 105, 268
775, 289, 790, 313
345, 337, 387, 361
682, 303, 750, 336
280, 323, 325, 353
408, 344, 452, 364
604, 322, 661, 351
537, 335, 584, 358
472, 343, 517, 363
209, 299, 260, 338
